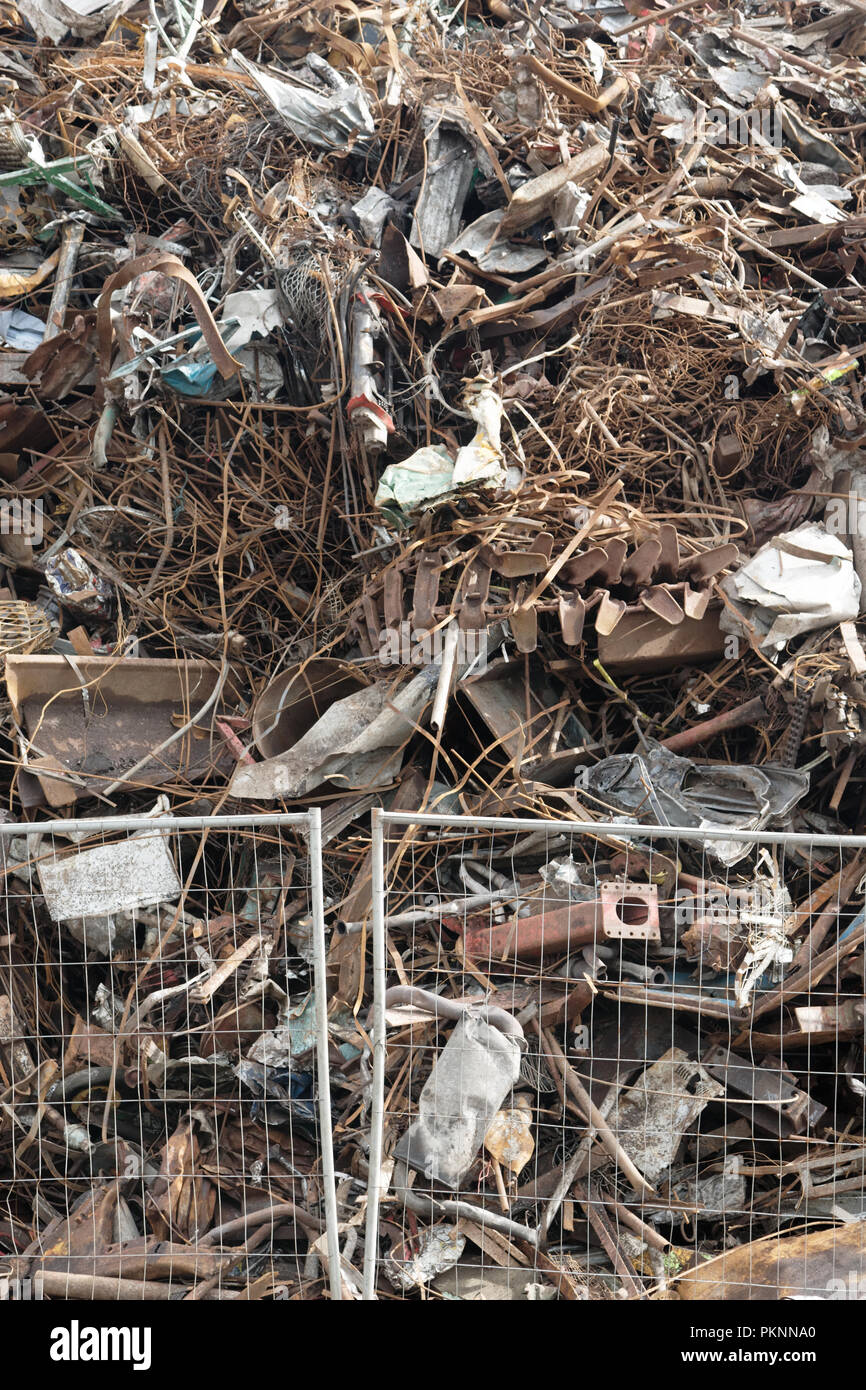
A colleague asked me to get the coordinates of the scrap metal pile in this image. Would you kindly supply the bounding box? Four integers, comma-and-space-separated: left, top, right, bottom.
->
0, 0, 865, 1299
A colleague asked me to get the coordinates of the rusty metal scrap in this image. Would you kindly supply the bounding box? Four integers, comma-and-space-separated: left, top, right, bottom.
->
0, 0, 865, 1312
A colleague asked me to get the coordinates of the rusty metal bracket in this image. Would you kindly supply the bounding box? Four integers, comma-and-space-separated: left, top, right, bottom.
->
410, 548, 443, 632
558, 592, 586, 646
457, 556, 492, 631
383, 565, 405, 632
599, 880, 661, 941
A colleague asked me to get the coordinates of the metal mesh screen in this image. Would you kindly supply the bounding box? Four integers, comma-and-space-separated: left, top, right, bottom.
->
363, 813, 866, 1303
0, 812, 341, 1302
274, 246, 349, 341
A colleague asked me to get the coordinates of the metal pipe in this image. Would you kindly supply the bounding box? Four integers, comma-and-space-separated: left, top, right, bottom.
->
35, 1271, 179, 1300
459, 862, 497, 899
660, 696, 766, 754
436, 1199, 539, 1246
308, 805, 343, 1301
605, 1197, 670, 1252
616, 960, 671, 985
201, 1201, 323, 1244
363, 807, 388, 1300
0, 812, 313, 836
383, 985, 524, 1039
339, 885, 521, 932
47, 1066, 115, 1100
377, 811, 866, 850
463, 901, 602, 963
390, 1160, 539, 1247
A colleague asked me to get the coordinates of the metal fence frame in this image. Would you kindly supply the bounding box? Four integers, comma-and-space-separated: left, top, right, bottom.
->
363, 808, 866, 1300
0, 809, 343, 1301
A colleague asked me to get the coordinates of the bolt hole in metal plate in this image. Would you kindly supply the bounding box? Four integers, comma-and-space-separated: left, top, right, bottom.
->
599, 880, 661, 940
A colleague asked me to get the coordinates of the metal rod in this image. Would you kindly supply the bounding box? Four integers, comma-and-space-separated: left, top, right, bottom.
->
660, 695, 766, 754
340, 885, 521, 931
36, 1271, 181, 1300
363, 806, 388, 1300
0, 812, 313, 836
308, 805, 343, 1301
435, 1200, 539, 1246
376, 812, 866, 850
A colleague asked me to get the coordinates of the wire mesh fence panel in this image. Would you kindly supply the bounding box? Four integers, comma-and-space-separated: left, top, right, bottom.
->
0, 811, 342, 1302
363, 813, 866, 1302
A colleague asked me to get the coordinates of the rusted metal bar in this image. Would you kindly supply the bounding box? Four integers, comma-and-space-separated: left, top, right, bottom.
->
660, 695, 766, 753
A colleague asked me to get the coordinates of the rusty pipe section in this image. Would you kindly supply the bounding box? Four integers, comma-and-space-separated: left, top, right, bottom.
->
660, 694, 766, 754
462, 900, 603, 963
461, 881, 660, 963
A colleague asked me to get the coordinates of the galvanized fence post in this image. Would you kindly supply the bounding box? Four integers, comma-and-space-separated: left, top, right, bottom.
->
307, 804, 343, 1299
362, 805, 388, 1299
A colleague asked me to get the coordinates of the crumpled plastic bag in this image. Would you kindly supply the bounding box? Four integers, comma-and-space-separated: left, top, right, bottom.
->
0, 308, 45, 352
395, 1012, 524, 1189
374, 445, 455, 512
452, 378, 506, 489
